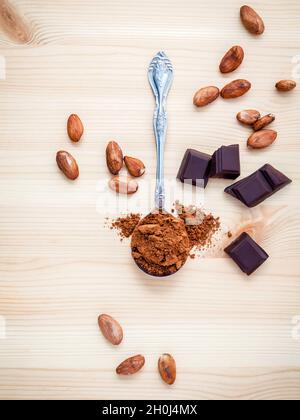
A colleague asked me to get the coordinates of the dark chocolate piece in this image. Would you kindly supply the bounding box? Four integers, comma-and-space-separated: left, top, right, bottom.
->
210, 144, 240, 179
225, 164, 292, 207
225, 232, 269, 275
177, 149, 211, 188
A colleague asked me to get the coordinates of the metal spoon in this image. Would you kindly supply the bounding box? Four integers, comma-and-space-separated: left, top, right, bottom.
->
148, 50, 173, 211
131, 51, 189, 277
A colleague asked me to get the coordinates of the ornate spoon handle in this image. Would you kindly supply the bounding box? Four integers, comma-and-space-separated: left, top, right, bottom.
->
148, 52, 174, 210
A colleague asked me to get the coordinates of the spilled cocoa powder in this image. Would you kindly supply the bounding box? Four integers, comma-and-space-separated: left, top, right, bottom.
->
131, 212, 190, 277
111, 214, 141, 239
175, 203, 220, 251
108, 204, 220, 276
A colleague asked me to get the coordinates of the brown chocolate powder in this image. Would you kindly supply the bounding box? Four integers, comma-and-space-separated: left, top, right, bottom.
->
108, 203, 220, 275
175, 203, 220, 251
131, 212, 190, 277
111, 214, 141, 239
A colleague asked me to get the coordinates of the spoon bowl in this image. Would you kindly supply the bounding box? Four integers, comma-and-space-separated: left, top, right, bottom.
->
131, 210, 190, 277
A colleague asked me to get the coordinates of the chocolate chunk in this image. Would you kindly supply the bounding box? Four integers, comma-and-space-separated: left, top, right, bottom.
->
225, 164, 292, 207
225, 232, 269, 275
210, 145, 240, 179
177, 149, 211, 188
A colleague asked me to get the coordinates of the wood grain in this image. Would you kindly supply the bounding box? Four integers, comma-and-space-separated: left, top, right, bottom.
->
0, 0, 31, 43
0, 0, 300, 400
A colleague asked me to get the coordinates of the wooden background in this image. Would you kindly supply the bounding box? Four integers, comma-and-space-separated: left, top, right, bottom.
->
0, 0, 300, 400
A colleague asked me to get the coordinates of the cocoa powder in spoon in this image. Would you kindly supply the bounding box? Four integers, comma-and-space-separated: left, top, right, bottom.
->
131, 212, 190, 277
109, 204, 220, 275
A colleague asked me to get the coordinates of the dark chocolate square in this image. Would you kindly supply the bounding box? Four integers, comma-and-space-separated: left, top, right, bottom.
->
259, 164, 291, 191
210, 145, 240, 179
231, 171, 272, 206
225, 232, 269, 275
225, 164, 292, 207
177, 149, 211, 188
